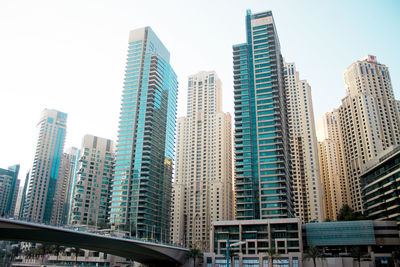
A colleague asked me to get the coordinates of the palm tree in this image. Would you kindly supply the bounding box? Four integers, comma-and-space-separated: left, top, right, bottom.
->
50, 244, 64, 261
0, 250, 5, 261
37, 243, 52, 263
392, 249, 400, 267
267, 247, 279, 267
350, 246, 370, 267
304, 246, 324, 267
230, 251, 239, 267
0, 249, 11, 266
187, 248, 203, 267
10, 246, 20, 263
70, 246, 82, 266
23, 247, 35, 259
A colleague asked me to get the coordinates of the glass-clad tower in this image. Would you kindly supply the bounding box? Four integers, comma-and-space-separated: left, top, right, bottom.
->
0, 164, 20, 217
24, 109, 67, 223
233, 10, 293, 220
110, 27, 178, 242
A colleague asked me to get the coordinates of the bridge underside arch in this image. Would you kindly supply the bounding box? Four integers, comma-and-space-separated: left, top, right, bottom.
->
0, 219, 187, 266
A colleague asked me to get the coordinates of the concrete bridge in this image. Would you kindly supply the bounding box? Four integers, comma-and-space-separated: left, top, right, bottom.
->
0, 218, 189, 266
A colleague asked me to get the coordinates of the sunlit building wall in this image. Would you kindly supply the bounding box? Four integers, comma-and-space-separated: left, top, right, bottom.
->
285, 62, 323, 222
171, 71, 233, 250
109, 27, 178, 242
339, 55, 400, 212
50, 152, 71, 226
70, 135, 114, 227
317, 110, 350, 221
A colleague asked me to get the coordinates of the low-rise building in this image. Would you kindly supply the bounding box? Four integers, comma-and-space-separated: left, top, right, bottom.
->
13, 248, 134, 267
206, 218, 302, 266
207, 219, 400, 266
361, 145, 400, 226
305, 220, 399, 266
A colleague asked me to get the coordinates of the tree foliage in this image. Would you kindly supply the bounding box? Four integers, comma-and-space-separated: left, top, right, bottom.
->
350, 246, 370, 267
392, 248, 400, 267
10, 246, 20, 263
337, 204, 367, 221
70, 246, 82, 264
23, 247, 37, 259
304, 246, 324, 267
36, 243, 52, 263
50, 244, 64, 261
267, 247, 279, 267
187, 248, 203, 267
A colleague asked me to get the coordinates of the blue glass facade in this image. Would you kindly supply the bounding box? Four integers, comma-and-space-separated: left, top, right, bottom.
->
110, 27, 177, 242
24, 109, 67, 223
44, 113, 66, 222
66, 147, 80, 225
306, 221, 375, 246
0, 164, 20, 216
361, 146, 400, 225
233, 10, 293, 220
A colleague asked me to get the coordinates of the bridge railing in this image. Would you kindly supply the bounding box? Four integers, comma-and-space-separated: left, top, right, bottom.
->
1, 216, 187, 250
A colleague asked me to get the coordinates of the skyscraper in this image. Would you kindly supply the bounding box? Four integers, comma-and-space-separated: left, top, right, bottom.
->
65, 147, 80, 225
339, 55, 400, 212
233, 10, 293, 220
50, 152, 72, 226
170, 71, 233, 250
17, 171, 29, 219
285, 62, 323, 222
70, 135, 114, 227
24, 109, 68, 223
0, 164, 20, 217
317, 110, 349, 221
396, 100, 400, 117
109, 27, 178, 242
50, 147, 80, 226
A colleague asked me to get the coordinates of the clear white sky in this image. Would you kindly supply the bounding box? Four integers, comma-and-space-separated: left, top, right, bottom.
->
1, 0, 399, 182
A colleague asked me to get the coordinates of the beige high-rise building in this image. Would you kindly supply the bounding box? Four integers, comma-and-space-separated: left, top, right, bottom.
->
24, 109, 67, 223
50, 147, 79, 226
50, 153, 71, 226
170, 71, 233, 250
339, 55, 400, 212
70, 135, 115, 227
285, 63, 323, 222
317, 110, 350, 221
396, 100, 400, 117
